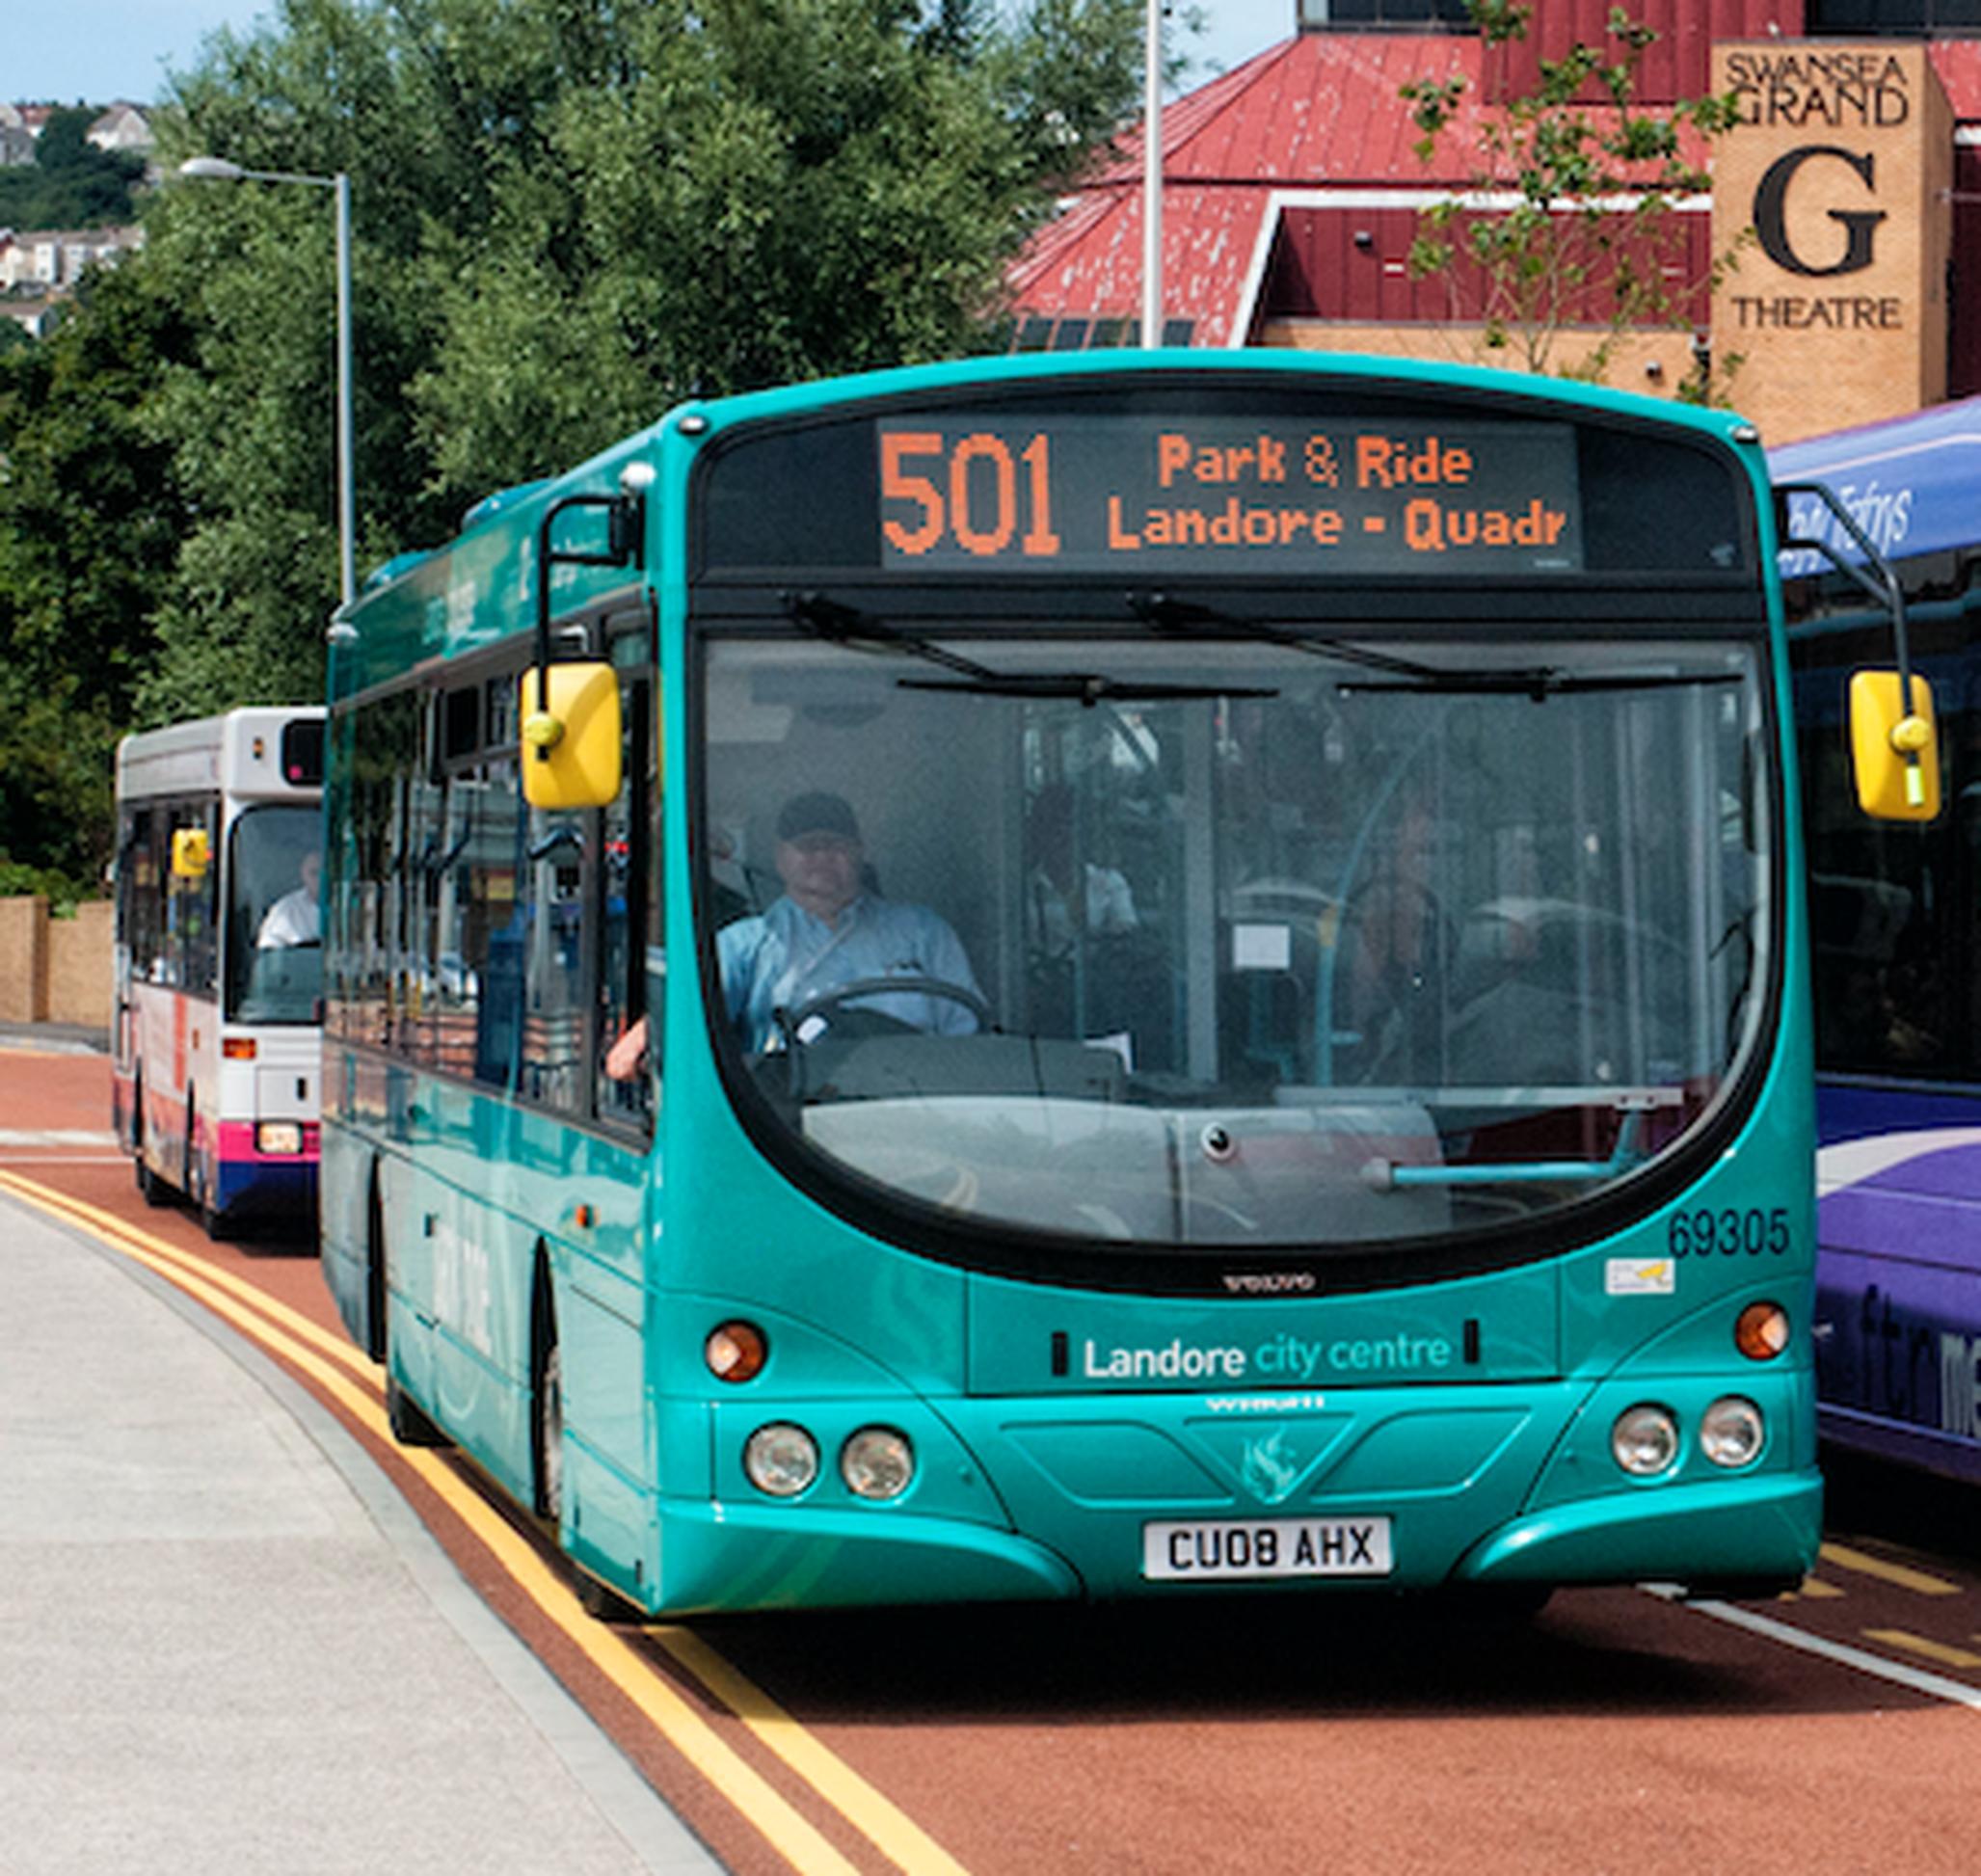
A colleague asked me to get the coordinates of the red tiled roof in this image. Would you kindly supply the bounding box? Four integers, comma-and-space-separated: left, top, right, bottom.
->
1008, 30, 1733, 348
1010, 35, 1485, 347
1022, 19, 1981, 348
1931, 39, 1981, 118
1090, 34, 1486, 188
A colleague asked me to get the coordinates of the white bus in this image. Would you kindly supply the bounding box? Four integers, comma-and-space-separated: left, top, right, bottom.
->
112, 707, 325, 1237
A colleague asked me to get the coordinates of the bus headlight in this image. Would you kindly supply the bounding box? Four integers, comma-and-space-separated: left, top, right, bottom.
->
1611, 1404, 1680, 1477
255, 1122, 304, 1155
841, 1427, 915, 1501
743, 1423, 818, 1497
1700, 1396, 1765, 1468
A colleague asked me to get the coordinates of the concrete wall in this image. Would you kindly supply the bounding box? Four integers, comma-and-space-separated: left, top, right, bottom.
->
0, 897, 111, 1028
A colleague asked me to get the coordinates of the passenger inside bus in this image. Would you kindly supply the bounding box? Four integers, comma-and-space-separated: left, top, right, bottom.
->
1026, 782, 1138, 951
1333, 783, 1453, 1084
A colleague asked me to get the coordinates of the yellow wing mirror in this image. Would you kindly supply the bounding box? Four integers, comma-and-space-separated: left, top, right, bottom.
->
1849, 670, 1941, 822
520, 663, 622, 809
171, 827, 212, 879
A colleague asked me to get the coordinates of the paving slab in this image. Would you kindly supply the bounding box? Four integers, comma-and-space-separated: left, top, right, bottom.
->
0, 1192, 720, 1875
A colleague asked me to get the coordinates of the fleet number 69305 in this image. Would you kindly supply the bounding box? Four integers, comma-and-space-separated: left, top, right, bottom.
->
1667, 1205, 1792, 1258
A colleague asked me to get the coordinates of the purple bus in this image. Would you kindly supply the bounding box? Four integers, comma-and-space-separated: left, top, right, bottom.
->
1776, 402, 1981, 1486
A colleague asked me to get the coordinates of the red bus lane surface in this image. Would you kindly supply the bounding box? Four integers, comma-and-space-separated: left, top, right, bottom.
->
7, 1041, 1981, 1876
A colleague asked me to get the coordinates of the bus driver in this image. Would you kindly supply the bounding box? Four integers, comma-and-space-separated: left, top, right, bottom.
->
606, 791, 983, 1078
257, 849, 323, 950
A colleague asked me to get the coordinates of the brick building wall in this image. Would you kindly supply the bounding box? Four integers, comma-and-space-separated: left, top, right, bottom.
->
0, 898, 111, 1028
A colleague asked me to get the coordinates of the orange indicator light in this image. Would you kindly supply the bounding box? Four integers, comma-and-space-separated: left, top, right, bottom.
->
1735, 1300, 1791, 1360
706, 1321, 768, 1383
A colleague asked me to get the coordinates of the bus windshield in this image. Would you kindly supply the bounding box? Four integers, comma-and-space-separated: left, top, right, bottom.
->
228, 804, 323, 1024
698, 624, 1771, 1254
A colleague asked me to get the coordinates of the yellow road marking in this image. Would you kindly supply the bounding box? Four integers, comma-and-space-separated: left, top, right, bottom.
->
1797, 1576, 1845, 1599
1819, 1541, 1961, 1597
1865, 1629, 1981, 1672
0, 1172, 379, 1381
656, 1628, 974, 1876
0, 1167, 975, 1876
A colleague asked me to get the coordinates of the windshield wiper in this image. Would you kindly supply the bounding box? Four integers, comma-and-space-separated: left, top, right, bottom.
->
1125, 593, 1742, 703
783, 590, 1000, 683
787, 591, 1276, 707
1125, 589, 1444, 683
1336, 669, 1743, 701
897, 673, 1276, 706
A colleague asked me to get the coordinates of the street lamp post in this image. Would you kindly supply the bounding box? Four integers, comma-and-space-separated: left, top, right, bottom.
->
179, 156, 356, 610
1141, 0, 1163, 349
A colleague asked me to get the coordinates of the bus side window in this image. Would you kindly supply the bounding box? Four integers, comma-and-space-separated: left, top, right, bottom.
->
340, 689, 421, 1053
126, 807, 160, 984
596, 666, 656, 1129
522, 794, 588, 1112
471, 753, 525, 1091
168, 796, 220, 997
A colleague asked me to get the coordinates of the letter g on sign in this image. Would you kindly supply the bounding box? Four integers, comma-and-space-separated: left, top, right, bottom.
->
1753, 146, 1886, 279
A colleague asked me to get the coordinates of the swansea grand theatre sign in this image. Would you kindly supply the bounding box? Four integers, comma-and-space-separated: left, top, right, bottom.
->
1711, 41, 1952, 443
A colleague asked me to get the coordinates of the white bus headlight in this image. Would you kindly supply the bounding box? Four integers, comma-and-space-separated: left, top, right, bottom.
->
1611, 1404, 1680, 1476
743, 1423, 818, 1497
255, 1122, 304, 1155
841, 1427, 915, 1501
1700, 1396, 1765, 1468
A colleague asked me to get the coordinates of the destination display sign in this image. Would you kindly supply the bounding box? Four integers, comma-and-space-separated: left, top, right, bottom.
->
874, 415, 1585, 576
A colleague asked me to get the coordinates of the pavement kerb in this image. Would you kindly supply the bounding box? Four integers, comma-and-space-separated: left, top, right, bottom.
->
5, 1186, 724, 1876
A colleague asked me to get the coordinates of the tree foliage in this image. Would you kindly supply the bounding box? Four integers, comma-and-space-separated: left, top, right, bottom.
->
0, 262, 195, 894
122, 0, 1146, 729
0, 0, 1148, 887
0, 108, 146, 230
1401, 1, 1745, 395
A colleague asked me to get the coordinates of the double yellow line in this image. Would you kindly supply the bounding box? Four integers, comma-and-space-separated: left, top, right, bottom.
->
0, 1168, 971, 1876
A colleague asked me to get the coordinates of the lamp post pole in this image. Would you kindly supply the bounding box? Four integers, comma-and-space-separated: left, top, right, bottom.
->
1141, 0, 1164, 349
179, 156, 356, 609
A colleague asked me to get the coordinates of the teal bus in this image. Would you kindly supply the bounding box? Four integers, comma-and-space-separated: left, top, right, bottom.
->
321, 351, 1879, 1617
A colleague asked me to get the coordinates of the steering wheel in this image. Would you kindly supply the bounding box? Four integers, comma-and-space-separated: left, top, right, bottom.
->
779, 975, 992, 1045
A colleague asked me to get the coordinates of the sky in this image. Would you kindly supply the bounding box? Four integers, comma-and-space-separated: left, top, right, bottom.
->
9, 1, 1299, 107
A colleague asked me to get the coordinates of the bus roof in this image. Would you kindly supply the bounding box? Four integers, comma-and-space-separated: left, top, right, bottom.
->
335, 350, 1769, 695
1771, 392, 1981, 576
116, 706, 325, 802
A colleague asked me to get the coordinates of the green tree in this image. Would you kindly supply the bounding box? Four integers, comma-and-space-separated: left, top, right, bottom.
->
0, 0, 1145, 880
1401, 1, 1745, 397
0, 261, 194, 894
131, 0, 1146, 723
0, 107, 146, 228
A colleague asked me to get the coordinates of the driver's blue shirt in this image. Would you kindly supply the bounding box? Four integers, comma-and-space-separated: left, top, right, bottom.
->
717, 893, 983, 1051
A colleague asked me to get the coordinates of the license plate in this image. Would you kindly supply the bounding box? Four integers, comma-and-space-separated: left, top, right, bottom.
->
1142, 1516, 1393, 1581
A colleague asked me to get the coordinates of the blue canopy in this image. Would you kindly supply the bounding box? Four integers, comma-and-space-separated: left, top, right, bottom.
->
1769, 394, 1981, 577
